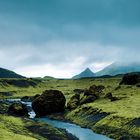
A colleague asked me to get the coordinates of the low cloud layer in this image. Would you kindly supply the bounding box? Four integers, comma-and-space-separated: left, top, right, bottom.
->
0, 0, 139, 78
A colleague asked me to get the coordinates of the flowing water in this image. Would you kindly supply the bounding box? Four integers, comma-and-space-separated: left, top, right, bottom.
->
7, 99, 112, 140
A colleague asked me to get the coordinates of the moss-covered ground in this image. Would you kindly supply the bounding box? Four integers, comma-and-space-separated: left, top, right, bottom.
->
0, 77, 140, 139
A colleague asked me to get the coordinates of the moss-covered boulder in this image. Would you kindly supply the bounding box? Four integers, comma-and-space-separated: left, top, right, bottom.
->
32, 90, 66, 117
89, 85, 105, 94
120, 73, 140, 85
67, 94, 80, 110
33, 94, 40, 100
8, 102, 28, 116
80, 95, 97, 105
84, 85, 105, 98
105, 92, 119, 102
104, 92, 113, 99
21, 94, 40, 102
21, 96, 31, 102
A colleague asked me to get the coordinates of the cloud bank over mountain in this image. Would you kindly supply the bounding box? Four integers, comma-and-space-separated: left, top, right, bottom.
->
0, 0, 139, 77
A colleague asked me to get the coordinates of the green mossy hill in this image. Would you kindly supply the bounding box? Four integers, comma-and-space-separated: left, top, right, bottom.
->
43, 76, 56, 80
0, 78, 41, 88
0, 67, 24, 78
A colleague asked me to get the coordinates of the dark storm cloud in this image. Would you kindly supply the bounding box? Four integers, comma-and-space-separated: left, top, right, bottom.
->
0, 0, 139, 77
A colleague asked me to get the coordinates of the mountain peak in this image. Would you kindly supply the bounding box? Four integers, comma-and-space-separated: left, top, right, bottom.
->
85, 67, 91, 71
83, 68, 93, 73
72, 68, 95, 79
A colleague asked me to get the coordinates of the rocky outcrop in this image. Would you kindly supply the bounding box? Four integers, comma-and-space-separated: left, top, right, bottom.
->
8, 102, 28, 116
88, 85, 105, 96
120, 73, 140, 85
33, 94, 40, 100
68, 85, 105, 109
80, 95, 97, 105
81, 85, 105, 104
67, 94, 80, 110
32, 90, 66, 117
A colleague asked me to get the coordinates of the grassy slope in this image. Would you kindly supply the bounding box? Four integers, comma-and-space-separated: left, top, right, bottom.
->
0, 78, 140, 139
0, 115, 43, 140
0, 114, 73, 140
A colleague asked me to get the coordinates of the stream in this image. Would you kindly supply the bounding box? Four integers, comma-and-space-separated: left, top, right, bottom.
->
7, 99, 112, 140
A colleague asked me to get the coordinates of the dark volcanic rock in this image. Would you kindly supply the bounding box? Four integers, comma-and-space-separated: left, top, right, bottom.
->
105, 92, 119, 102
32, 90, 66, 117
120, 73, 140, 85
89, 85, 105, 94
79, 85, 104, 105
21, 96, 31, 102
105, 92, 113, 99
33, 94, 40, 100
80, 95, 97, 105
110, 96, 119, 102
21, 94, 40, 102
8, 102, 28, 116
73, 89, 85, 94
84, 85, 105, 98
67, 94, 80, 110
0, 100, 9, 114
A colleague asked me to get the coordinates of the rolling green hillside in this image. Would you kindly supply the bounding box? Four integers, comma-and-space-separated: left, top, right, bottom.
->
0, 67, 24, 78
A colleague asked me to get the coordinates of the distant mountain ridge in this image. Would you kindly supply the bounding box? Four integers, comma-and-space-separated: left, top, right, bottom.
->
0, 67, 24, 78
72, 62, 140, 79
96, 62, 140, 76
72, 68, 95, 79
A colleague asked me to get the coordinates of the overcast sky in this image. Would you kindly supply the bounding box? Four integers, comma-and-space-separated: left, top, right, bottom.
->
0, 0, 140, 78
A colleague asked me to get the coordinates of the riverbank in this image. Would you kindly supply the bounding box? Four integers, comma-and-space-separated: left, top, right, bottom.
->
0, 100, 78, 140
65, 106, 140, 140
1, 98, 113, 140
47, 107, 140, 140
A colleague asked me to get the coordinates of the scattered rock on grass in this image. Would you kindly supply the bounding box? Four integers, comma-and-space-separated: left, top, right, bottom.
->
80, 95, 97, 105
89, 85, 105, 94
105, 92, 119, 102
110, 96, 119, 102
84, 85, 105, 98
105, 92, 113, 99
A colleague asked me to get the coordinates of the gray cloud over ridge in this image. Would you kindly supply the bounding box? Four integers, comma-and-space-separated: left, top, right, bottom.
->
0, 0, 139, 77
